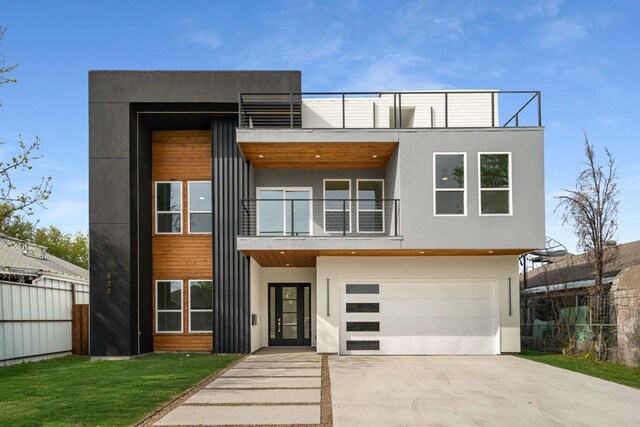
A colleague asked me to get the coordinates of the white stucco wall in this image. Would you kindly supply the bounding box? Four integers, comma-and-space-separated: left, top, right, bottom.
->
316, 256, 520, 354
250, 266, 317, 352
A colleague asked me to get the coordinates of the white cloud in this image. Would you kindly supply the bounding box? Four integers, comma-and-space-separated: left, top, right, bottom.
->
538, 18, 588, 50
185, 29, 221, 49
505, 0, 563, 22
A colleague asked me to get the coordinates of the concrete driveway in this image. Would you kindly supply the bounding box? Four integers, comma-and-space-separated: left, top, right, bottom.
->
329, 355, 640, 426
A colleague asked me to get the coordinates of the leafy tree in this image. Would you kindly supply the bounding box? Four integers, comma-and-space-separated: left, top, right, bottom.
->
0, 26, 52, 225
33, 226, 88, 270
555, 134, 619, 359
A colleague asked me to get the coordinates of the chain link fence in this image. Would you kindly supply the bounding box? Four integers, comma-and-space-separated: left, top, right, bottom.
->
521, 291, 622, 361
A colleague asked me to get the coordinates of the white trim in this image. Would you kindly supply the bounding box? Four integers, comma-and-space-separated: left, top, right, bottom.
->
155, 280, 183, 333
433, 152, 467, 216
188, 279, 213, 333
478, 152, 513, 216
256, 187, 313, 236
323, 179, 352, 234
356, 179, 385, 234
187, 181, 212, 234
155, 181, 183, 234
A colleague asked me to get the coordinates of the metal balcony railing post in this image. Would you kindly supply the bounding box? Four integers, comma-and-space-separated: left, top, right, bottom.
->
393, 94, 397, 128
342, 200, 347, 236
444, 93, 449, 128
342, 94, 346, 129
491, 92, 495, 127
398, 93, 402, 128
516, 114, 519, 127
394, 200, 398, 237
238, 93, 242, 127
537, 91, 542, 126
289, 93, 294, 128
290, 200, 295, 236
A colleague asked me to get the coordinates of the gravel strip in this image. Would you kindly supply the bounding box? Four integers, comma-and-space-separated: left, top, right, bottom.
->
320, 354, 333, 427
181, 402, 321, 407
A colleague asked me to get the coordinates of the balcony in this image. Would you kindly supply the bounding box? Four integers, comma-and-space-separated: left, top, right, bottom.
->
238, 198, 402, 256
238, 90, 541, 130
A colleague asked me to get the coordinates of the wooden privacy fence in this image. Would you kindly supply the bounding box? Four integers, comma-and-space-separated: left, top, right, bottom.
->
72, 304, 89, 355
0, 278, 89, 366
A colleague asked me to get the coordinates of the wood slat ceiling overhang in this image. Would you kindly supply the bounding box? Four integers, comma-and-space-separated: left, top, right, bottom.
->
243, 248, 535, 267
238, 142, 398, 169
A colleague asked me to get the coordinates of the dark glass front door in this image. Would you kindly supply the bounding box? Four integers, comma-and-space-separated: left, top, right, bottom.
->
269, 283, 311, 346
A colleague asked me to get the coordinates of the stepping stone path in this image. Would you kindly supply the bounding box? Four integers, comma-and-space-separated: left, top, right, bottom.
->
155, 348, 323, 426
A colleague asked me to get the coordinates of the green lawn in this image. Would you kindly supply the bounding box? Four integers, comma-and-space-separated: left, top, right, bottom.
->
0, 353, 240, 427
518, 350, 640, 390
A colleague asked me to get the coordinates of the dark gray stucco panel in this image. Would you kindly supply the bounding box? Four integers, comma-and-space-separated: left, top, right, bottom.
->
89, 71, 302, 357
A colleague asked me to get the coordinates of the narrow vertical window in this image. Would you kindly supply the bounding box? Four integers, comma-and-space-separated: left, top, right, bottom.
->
156, 280, 183, 333
189, 181, 212, 233
479, 153, 511, 215
155, 182, 182, 233
324, 180, 351, 233
189, 280, 213, 332
357, 180, 384, 233
434, 153, 466, 215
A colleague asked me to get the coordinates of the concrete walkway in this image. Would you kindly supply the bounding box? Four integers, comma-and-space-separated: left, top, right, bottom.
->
155, 347, 322, 426
329, 355, 640, 426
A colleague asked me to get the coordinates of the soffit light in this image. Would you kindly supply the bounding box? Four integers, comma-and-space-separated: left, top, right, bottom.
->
280, 251, 286, 254
258, 154, 264, 158
372, 154, 378, 158
315, 154, 321, 158
350, 251, 356, 254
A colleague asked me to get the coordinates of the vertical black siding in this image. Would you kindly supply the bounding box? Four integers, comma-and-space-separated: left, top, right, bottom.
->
212, 117, 251, 353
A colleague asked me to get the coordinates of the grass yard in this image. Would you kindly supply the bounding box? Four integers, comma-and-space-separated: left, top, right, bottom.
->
519, 350, 640, 390
0, 353, 240, 427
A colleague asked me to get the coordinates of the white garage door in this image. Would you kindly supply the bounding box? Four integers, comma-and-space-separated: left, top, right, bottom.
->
339, 281, 499, 355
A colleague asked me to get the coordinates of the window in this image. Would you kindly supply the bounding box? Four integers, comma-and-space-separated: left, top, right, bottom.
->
357, 180, 384, 233
346, 284, 379, 294
189, 181, 212, 234
479, 153, 512, 215
156, 280, 183, 333
156, 182, 182, 234
346, 303, 379, 313
346, 322, 380, 332
434, 153, 466, 216
189, 280, 213, 332
324, 180, 351, 233
257, 188, 312, 236
346, 340, 380, 350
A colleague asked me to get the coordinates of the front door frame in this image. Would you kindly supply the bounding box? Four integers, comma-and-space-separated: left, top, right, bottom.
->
268, 283, 312, 346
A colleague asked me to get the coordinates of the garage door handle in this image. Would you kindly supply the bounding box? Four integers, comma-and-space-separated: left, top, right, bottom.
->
277, 318, 281, 333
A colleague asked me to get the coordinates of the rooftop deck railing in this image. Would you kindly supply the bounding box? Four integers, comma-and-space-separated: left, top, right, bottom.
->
238, 91, 541, 129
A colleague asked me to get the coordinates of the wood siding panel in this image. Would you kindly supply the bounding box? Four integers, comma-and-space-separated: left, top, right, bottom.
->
153, 335, 212, 351
152, 130, 213, 351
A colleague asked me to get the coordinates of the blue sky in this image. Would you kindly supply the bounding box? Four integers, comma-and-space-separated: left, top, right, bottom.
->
2, 0, 639, 253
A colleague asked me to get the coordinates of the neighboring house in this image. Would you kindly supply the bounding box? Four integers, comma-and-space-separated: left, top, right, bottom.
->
0, 234, 89, 366
88, 71, 545, 357
520, 240, 640, 365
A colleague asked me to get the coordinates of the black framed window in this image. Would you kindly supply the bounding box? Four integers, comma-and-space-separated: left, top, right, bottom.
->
346, 303, 379, 313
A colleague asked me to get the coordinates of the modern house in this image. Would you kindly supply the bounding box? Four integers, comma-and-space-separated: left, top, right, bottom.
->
0, 234, 89, 366
89, 71, 544, 357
